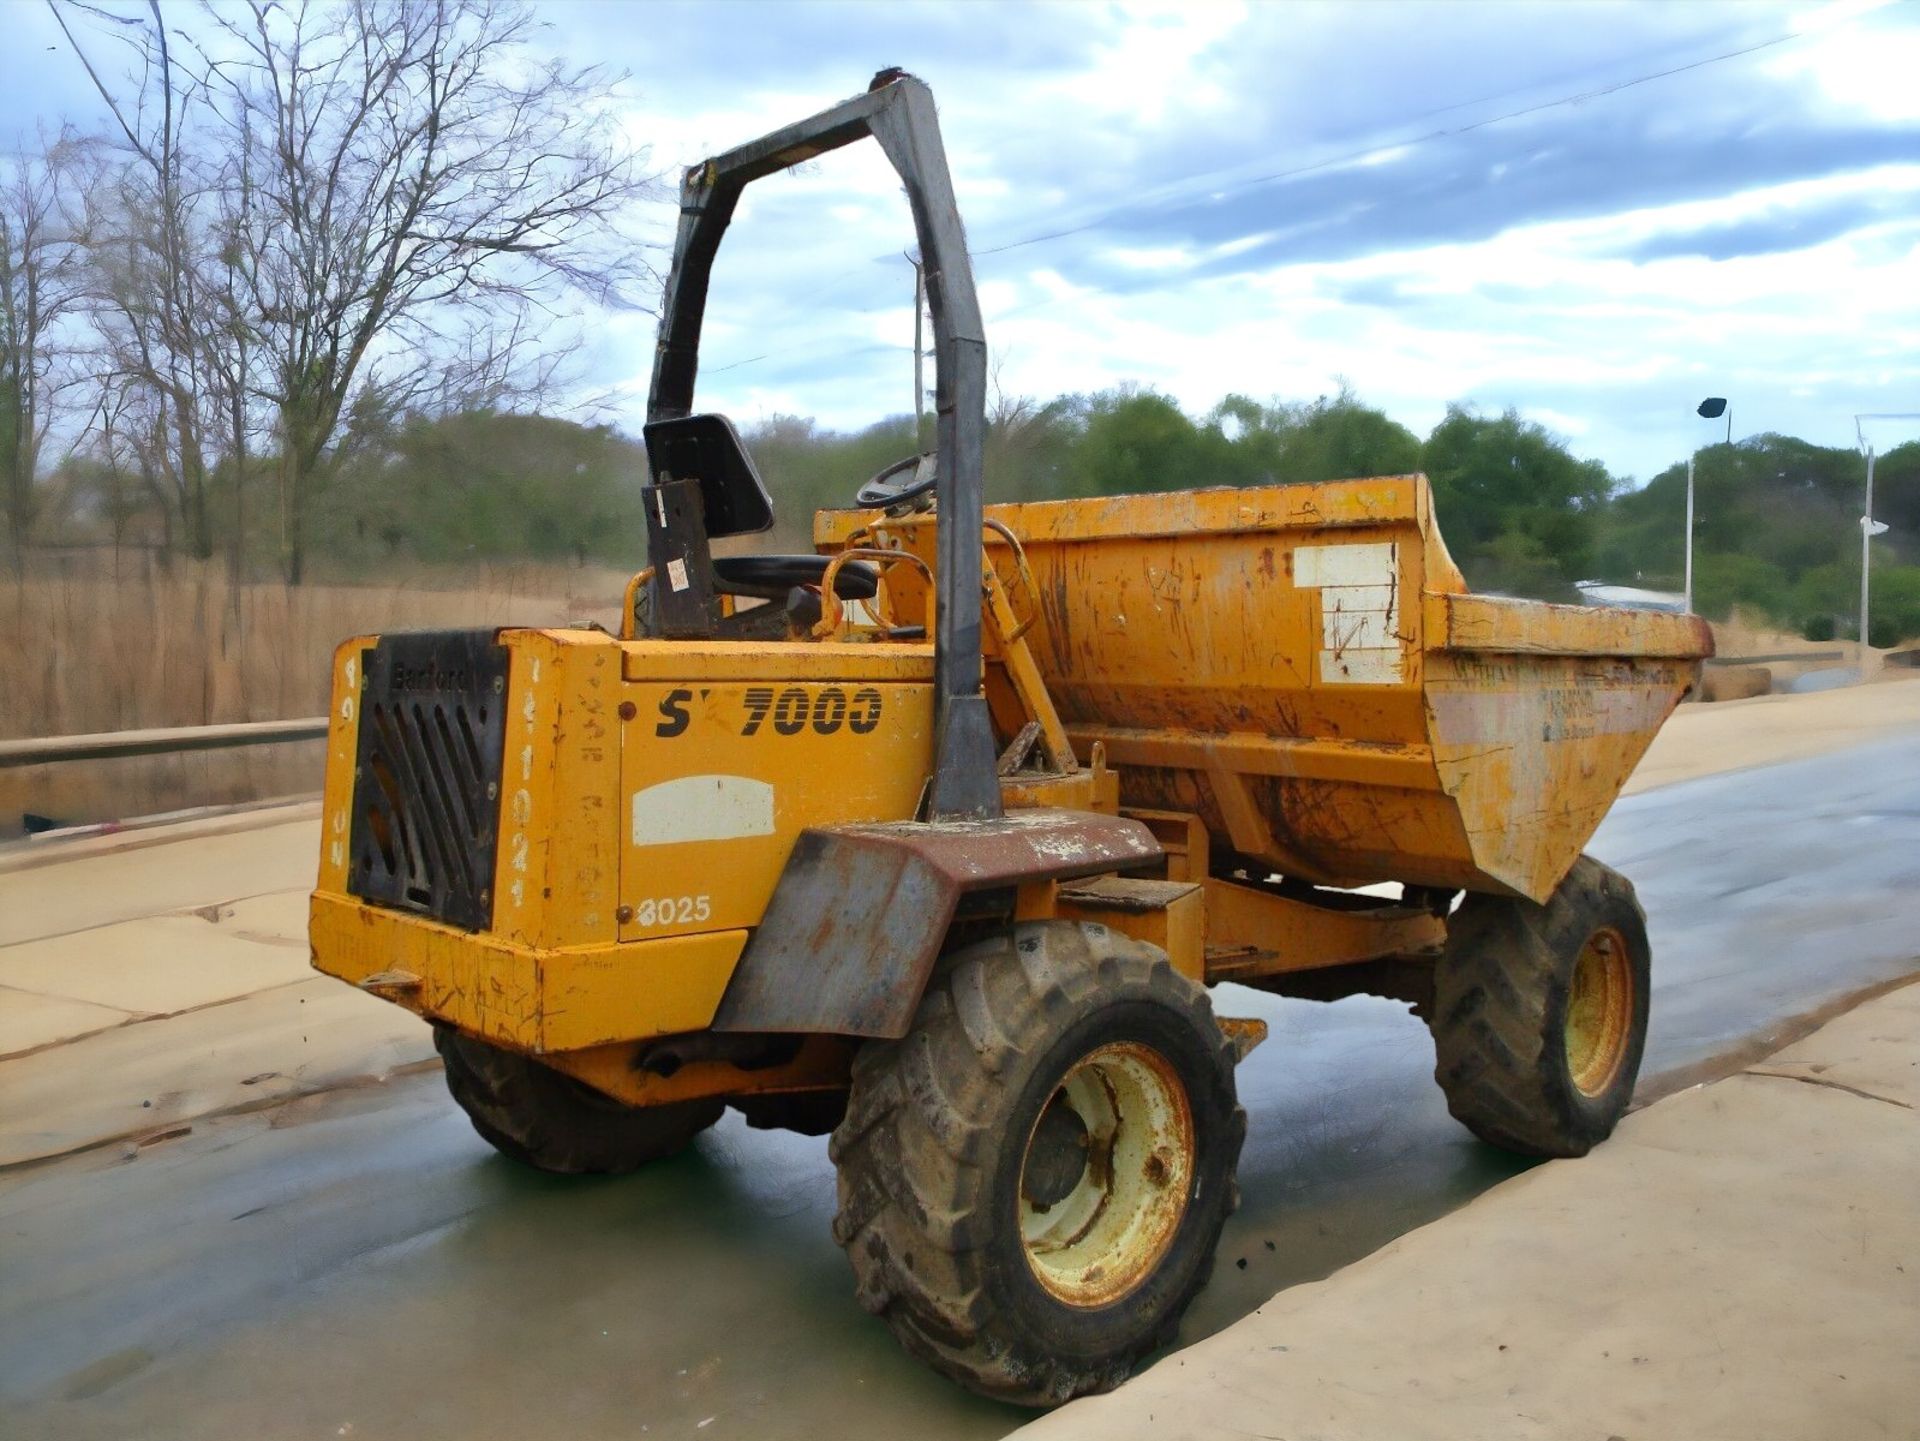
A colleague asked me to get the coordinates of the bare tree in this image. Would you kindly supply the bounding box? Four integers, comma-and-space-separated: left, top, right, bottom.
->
0, 129, 90, 567
203, 0, 653, 582
207, 114, 259, 593
59, 372, 165, 574
53, 0, 231, 562
984, 351, 1071, 500
42, 0, 649, 579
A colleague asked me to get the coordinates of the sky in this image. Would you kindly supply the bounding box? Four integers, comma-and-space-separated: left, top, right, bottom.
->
7, 0, 1920, 484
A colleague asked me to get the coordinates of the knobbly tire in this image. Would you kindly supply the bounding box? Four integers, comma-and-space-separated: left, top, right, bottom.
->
434, 1026, 722, 1174
830, 921, 1246, 1407
1431, 854, 1651, 1158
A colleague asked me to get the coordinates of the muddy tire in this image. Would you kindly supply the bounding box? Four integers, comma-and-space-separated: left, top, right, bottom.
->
830, 922, 1245, 1407
1431, 855, 1651, 1158
434, 1026, 721, 1174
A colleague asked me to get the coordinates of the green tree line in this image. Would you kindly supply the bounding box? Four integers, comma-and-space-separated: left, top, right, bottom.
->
731, 386, 1918, 642
42, 384, 1920, 644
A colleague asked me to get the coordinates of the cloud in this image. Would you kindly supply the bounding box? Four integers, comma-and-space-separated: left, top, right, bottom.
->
1618, 193, 1913, 261
10, 0, 1915, 485
586, 0, 1920, 481
1082, 119, 1920, 281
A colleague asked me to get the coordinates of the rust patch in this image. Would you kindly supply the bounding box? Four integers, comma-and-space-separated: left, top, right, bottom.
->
713, 810, 1160, 1038
1218, 1015, 1269, 1062
1019, 1039, 1194, 1307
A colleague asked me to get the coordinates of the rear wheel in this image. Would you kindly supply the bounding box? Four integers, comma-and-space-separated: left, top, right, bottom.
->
831, 922, 1244, 1407
434, 1026, 721, 1174
1431, 855, 1650, 1158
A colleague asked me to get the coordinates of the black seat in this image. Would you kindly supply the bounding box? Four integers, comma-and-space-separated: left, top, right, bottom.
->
712, 554, 880, 602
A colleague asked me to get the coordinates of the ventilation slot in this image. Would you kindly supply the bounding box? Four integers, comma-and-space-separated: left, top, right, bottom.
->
346, 631, 509, 932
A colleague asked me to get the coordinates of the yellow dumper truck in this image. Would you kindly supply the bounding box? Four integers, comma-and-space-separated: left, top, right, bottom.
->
309, 75, 1712, 1405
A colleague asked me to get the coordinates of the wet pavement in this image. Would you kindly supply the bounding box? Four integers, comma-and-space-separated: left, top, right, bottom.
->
3, 734, 1918, 1441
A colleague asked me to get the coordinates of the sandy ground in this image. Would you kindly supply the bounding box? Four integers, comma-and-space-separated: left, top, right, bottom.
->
1625, 672, 1920, 795
1023, 979, 1920, 1441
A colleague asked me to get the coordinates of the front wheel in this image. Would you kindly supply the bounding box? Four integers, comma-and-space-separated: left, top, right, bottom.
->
830, 922, 1245, 1407
1430, 855, 1651, 1158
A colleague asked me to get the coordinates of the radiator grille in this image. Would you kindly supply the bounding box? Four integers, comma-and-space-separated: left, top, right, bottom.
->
346, 631, 509, 931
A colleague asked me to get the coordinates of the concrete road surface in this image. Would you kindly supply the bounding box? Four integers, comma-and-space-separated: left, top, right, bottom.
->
1025, 981, 1920, 1441
3, 735, 1918, 1441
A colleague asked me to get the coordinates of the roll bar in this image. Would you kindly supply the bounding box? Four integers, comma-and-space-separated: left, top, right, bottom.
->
647, 73, 1000, 820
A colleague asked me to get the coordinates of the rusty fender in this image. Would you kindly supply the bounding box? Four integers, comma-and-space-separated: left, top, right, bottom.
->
710, 808, 1160, 1038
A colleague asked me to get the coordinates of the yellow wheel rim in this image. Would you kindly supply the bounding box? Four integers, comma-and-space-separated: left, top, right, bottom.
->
1564, 925, 1634, 1097
1018, 1041, 1194, 1308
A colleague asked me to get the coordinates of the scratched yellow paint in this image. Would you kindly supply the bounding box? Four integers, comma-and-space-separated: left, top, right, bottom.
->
308, 891, 745, 1050
310, 471, 1709, 1087
615, 659, 933, 943
821, 474, 1710, 903
310, 627, 936, 1053
316, 634, 377, 896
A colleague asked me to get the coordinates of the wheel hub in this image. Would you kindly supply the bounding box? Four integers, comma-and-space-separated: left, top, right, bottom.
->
1022, 1094, 1092, 1209
1565, 924, 1634, 1097
1018, 1041, 1194, 1308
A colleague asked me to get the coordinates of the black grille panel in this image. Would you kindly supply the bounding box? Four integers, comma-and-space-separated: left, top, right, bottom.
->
347, 630, 509, 931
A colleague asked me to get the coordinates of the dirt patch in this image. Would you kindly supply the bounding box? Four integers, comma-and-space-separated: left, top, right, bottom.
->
1626, 672, 1920, 795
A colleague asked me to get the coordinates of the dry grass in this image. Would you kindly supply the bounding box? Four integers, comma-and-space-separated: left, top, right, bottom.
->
8, 582, 1896, 836
1, 561, 629, 738
1, 561, 631, 832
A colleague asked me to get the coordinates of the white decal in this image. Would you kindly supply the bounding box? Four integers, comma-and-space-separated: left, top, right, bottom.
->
667, 557, 690, 592
632, 894, 712, 927
1295, 542, 1402, 685
1317, 647, 1401, 685
631, 774, 775, 848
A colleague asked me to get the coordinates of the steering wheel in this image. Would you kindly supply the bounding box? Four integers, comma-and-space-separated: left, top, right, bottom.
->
856, 451, 938, 510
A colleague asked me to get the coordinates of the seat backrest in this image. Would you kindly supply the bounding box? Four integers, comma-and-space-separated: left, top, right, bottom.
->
642, 414, 773, 539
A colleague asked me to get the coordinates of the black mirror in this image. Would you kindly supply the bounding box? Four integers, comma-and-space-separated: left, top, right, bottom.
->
642, 413, 774, 539
1696, 397, 1727, 419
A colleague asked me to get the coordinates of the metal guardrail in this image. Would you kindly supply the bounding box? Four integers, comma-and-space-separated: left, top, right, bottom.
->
0, 717, 329, 769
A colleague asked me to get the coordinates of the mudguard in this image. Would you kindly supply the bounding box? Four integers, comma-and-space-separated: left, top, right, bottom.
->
710, 810, 1160, 1038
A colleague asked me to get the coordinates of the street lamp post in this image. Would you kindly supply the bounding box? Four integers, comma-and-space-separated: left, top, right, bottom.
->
1684, 456, 1694, 613
1852, 412, 1917, 673
1860, 440, 1880, 662
1687, 397, 1729, 614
